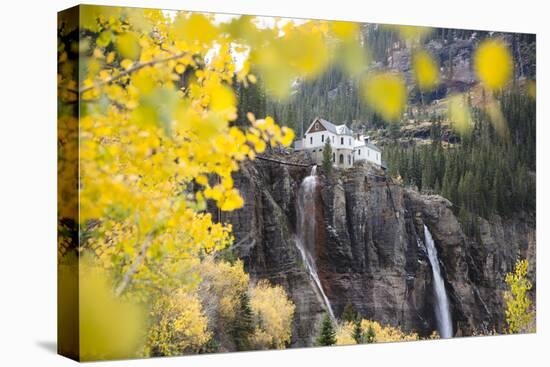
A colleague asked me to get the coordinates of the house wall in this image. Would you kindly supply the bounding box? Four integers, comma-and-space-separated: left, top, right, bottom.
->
308, 147, 354, 169
354, 145, 382, 166
334, 148, 354, 168
303, 131, 354, 150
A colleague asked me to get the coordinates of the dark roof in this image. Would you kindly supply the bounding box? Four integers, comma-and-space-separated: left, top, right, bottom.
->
307, 117, 353, 136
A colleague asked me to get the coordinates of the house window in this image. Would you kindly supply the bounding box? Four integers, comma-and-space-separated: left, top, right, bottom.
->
322, 134, 324, 142
339, 154, 344, 164
349, 138, 352, 146
341, 137, 344, 145
332, 152, 335, 162
358, 149, 361, 155
332, 136, 335, 143
315, 122, 320, 130
348, 155, 351, 165
310, 136, 313, 144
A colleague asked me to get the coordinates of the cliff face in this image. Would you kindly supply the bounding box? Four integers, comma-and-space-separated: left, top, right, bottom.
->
220, 158, 535, 345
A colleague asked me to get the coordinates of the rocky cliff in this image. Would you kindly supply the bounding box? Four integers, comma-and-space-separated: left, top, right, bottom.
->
218, 155, 535, 346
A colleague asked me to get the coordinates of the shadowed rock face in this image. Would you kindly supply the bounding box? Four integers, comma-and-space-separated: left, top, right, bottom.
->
219, 159, 535, 346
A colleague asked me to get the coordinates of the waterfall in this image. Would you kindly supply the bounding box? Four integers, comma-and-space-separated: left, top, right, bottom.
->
423, 225, 453, 338
295, 165, 336, 321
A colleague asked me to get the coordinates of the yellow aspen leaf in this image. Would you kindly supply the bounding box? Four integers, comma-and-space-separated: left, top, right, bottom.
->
413, 50, 439, 91
175, 63, 186, 74
331, 21, 359, 40
280, 127, 295, 147
97, 30, 113, 48
116, 32, 142, 60
195, 175, 208, 186
120, 59, 133, 70
209, 84, 236, 113
220, 189, 244, 211
106, 51, 116, 64
361, 72, 407, 122
79, 258, 145, 361
174, 13, 218, 45
337, 40, 368, 77
474, 39, 512, 90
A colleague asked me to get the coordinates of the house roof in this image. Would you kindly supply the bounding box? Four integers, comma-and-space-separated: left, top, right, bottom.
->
306, 117, 353, 136
354, 137, 381, 153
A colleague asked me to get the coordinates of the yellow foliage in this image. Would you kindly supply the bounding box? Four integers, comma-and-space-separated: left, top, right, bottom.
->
527, 80, 536, 99
174, 13, 218, 45
504, 259, 535, 334
116, 32, 141, 60
58, 6, 300, 301
146, 290, 211, 356
361, 72, 407, 122
335, 321, 357, 346
413, 50, 439, 91
331, 21, 360, 40
336, 319, 419, 345
359, 319, 419, 343
249, 280, 296, 349
197, 257, 250, 325
79, 257, 146, 361
474, 39, 513, 90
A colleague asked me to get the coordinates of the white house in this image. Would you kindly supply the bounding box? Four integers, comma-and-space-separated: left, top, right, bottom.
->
294, 117, 382, 168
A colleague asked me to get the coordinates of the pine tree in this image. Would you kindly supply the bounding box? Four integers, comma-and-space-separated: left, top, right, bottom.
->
364, 325, 376, 343
232, 292, 255, 351
322, 140, 333, 176
316, 313, 336, 346
352, 318, 363, 344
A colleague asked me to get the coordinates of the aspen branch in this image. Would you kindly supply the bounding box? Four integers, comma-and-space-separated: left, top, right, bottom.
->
115, 233, 153, 297
65, 51, 189, 95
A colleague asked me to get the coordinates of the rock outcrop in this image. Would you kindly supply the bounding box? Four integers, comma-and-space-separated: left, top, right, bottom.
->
219, 156, 535, 345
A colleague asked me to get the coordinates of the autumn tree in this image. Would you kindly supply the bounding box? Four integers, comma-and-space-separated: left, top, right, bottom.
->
147, 291, 211, 356
197, 258, 250, 349
249, 280, 296, 349
504, 259, 535, 333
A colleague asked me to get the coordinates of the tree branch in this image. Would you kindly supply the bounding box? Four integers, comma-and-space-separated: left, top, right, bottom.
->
114, 233, 153, 297
65, 51, 189, 95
